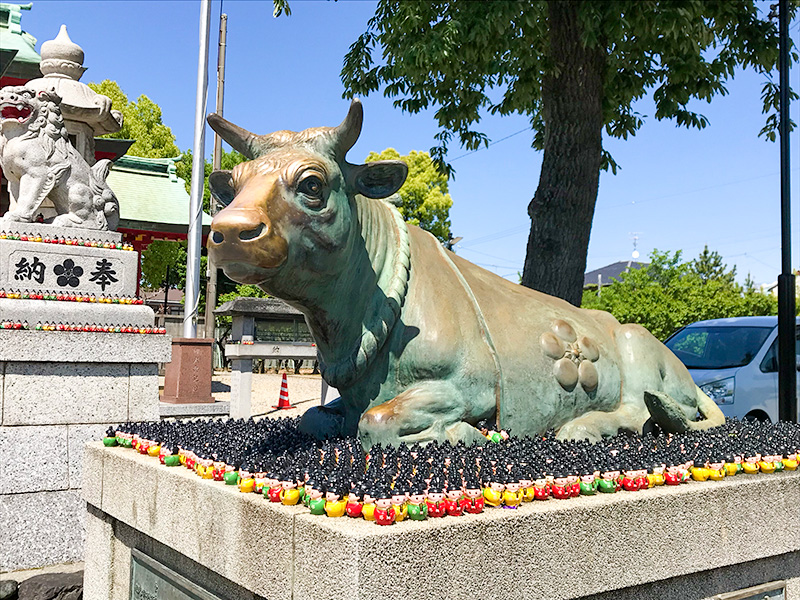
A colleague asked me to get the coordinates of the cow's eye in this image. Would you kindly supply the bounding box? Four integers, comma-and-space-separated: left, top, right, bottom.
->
297, 175, 324, 200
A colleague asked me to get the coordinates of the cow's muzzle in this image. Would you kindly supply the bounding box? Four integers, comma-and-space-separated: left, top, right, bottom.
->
208, 208, 288, 284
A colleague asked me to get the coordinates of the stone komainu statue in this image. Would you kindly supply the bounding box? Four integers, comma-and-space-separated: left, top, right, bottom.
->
0, 86, 119, 230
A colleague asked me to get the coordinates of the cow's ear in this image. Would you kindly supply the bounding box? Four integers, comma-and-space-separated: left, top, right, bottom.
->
209, 170, 236, 206
350, 161, 408, 199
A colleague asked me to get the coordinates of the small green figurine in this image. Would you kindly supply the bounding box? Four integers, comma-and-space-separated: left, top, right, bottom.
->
164, 446, 181, 467
102, 427, 117, 447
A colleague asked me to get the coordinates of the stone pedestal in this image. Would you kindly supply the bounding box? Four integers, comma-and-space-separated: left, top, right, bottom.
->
162, 338, 214, 404
0, 224, 171, 572
80, 443, 800, 600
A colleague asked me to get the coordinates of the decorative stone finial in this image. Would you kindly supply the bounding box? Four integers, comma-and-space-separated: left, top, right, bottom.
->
39, 25, 86, 81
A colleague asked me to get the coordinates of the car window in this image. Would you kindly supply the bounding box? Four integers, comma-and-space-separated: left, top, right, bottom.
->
666, 326, 773, 369
671, 332, 707, 357
760, 329, 800, 373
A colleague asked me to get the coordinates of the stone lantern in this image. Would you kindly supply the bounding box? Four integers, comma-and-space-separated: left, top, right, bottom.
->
24, 24, 123, 165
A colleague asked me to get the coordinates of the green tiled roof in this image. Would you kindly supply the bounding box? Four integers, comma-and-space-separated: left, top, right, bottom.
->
108, 155, 211, 233
0, 3, 41, 80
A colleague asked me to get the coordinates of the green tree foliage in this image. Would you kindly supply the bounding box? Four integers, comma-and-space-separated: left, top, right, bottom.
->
336, 1, 795, 306
175, 148, 247, 214
692, 245, 737, 285
365, 148, 453, 242
581, 249, 779, 340
88, 80, 180, 158
215, 285, 269, 326
141, 240, 186, 291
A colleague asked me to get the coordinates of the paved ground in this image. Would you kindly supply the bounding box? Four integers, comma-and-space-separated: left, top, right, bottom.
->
211, 371, 326, 419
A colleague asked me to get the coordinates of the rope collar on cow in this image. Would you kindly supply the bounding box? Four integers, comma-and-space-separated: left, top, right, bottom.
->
318, 196, 411, 389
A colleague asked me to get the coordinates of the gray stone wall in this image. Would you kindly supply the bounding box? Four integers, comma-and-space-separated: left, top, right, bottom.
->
0, 337, 170, 572
81, 442, 800, 600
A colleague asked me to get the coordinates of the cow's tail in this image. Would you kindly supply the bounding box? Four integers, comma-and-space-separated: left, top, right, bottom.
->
643, 387, 726, 434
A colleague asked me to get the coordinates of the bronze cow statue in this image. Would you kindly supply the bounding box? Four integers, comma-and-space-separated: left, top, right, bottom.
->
207, 100, 725, 447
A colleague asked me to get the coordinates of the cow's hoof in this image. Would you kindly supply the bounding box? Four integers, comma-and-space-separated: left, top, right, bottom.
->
556, 421, 601, 443
298, 404, 345, 440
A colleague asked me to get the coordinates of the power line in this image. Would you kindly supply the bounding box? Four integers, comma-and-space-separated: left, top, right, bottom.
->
597, 167, 800, 212
449, 128, 529, 162
459, 225, 529, 248
457, 246, 522, 267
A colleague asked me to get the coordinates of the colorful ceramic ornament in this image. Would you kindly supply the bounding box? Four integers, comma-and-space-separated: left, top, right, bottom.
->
280, 477, 301, 505
362, 490, 377, 521
406, 485, 428, 521
345, 489, 363, 518
426, 482, 447, 517
267, 476, 283, 502
391, 487, 409, 521
530, 475, 549, 500
374, 487, 396, 526
102, 427, 118, 447
164, 447, 181, 467
307, 482, 326, 515
707, 459, 726, 481
551, 472, 571, 499
502, 476, 523, 508
742, 454, 760, 474
324, 482, 347, 517
579, 473, 597, 495
482, 477, 505, 507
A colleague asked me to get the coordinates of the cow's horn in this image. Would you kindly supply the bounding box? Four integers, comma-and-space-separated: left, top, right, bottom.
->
333, 99, 363, 159
207, 113, 270, 160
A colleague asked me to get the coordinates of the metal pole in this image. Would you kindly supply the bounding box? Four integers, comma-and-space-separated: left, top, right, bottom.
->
777, 0, 796, 423
204, 12, 227, 340
184, 0, 212, 339
163, 265, 170, 317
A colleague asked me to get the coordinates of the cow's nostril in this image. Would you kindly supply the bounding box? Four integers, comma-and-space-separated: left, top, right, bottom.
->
239, 223, 265, 241
212, 231, 224, 244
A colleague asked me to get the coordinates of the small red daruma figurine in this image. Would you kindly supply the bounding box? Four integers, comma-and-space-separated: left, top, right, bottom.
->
444, 483, 465, 517
426, 479, 447, 518
373, 485, 396, 526
460, 475, 485, 514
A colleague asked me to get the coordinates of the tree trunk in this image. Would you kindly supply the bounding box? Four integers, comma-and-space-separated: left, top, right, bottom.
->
521, 0, 605, 306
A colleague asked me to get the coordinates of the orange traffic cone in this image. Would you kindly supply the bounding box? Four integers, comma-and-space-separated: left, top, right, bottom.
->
273, 372, 294, 409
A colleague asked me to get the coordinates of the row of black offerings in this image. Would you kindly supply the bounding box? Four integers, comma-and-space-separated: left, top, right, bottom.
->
103, 417, 800, 525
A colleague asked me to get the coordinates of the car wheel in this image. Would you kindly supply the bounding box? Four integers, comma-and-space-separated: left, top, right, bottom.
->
743, 410, 770, 423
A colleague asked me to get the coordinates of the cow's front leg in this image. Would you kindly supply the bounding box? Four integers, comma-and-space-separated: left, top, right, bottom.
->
556, 403, 646, 442
358, 381, 487, 449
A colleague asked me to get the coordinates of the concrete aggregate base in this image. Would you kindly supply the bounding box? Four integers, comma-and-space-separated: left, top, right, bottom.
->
0, 490, 85, 572
82, 443, 800, 600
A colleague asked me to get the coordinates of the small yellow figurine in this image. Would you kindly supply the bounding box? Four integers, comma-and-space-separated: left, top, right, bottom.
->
483, 477, 505, 508
707, 459, 725, 481
690, 460, 710, 482
238, 467, 255, 493
324, 484, 347, 517
280, 477, 301, 505
742, 454, 760, 474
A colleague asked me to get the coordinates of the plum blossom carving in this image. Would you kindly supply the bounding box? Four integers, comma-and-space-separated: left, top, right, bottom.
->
540, 320, 600, 392
54, 258, 83, 287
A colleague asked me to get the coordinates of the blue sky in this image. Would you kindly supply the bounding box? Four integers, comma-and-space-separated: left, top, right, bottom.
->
22, 0, 800, 287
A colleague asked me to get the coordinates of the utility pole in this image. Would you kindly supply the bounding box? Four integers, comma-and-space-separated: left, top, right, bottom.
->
204, 12, 227, 340
183, 0, 212, 338
777, 0, 796, 423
